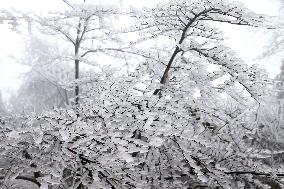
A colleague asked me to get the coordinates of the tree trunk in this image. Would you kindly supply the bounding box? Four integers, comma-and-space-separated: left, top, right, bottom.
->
75, 45, 80, 105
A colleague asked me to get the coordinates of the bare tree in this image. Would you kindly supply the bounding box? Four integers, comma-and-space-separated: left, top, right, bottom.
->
23, 0, 124, 104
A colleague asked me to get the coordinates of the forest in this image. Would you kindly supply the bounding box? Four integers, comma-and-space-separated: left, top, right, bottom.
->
0, 0, 284, 188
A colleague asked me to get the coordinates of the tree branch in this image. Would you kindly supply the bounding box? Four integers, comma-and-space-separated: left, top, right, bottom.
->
80, 47, 151, 58
190, 47, 258, 101
0, 176, 41, 187
55, 27, 76, 45
62, 0, 75, 9
225, 171, 284, 177
153, 8, 214, 95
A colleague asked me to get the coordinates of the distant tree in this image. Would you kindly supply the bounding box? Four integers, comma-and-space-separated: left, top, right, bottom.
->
23, 0, 127, 104
8, 35, 72, 114
1, 0, 149, 106
275, 59, 284, 99
258, 9, 284, 59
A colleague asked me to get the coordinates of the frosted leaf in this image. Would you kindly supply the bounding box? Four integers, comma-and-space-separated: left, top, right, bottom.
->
39, 181, 48, 189
59, 129, 69, 141
198, 174, 208, 183
215, 163, 228, 171
121, 152, 134, 163
144, 113, 156, 130
43, 175, 61, 185
8, 130, 20, 139
149, 136, 164, 147
34, 133, 43, 144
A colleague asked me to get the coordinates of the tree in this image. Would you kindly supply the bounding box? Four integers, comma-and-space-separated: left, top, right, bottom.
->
0, 90, 5, 114
136, 0, 269, 98
20, 0, 126, 104
1, 0, 284, 189
274, 59, 284, 100
8, 35, 72, 114
258, 9, 284, 59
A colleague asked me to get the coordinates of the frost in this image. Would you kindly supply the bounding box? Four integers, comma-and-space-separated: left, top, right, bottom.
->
39, 181, 49, 189
198, 174, 208, 183
149, 136, 164, 147
59, 129, 69, 141
120, 152, 134, 163
8, 130, 20, 139
143, 113, 156, 130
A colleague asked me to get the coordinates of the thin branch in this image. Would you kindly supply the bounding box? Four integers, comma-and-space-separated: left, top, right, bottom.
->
62, 0, 75, 9
225, 171, 284, 177
78, 18, 90, 44
0, 176, 41, 188
153, 8, 214, 96
190, 47, 258, 101
80, 47, 150, 58
55, 27, 76, 45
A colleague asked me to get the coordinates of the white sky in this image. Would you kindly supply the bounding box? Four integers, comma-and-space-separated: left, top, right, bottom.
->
223, 0, 283, 75
0, 0, 282, 100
